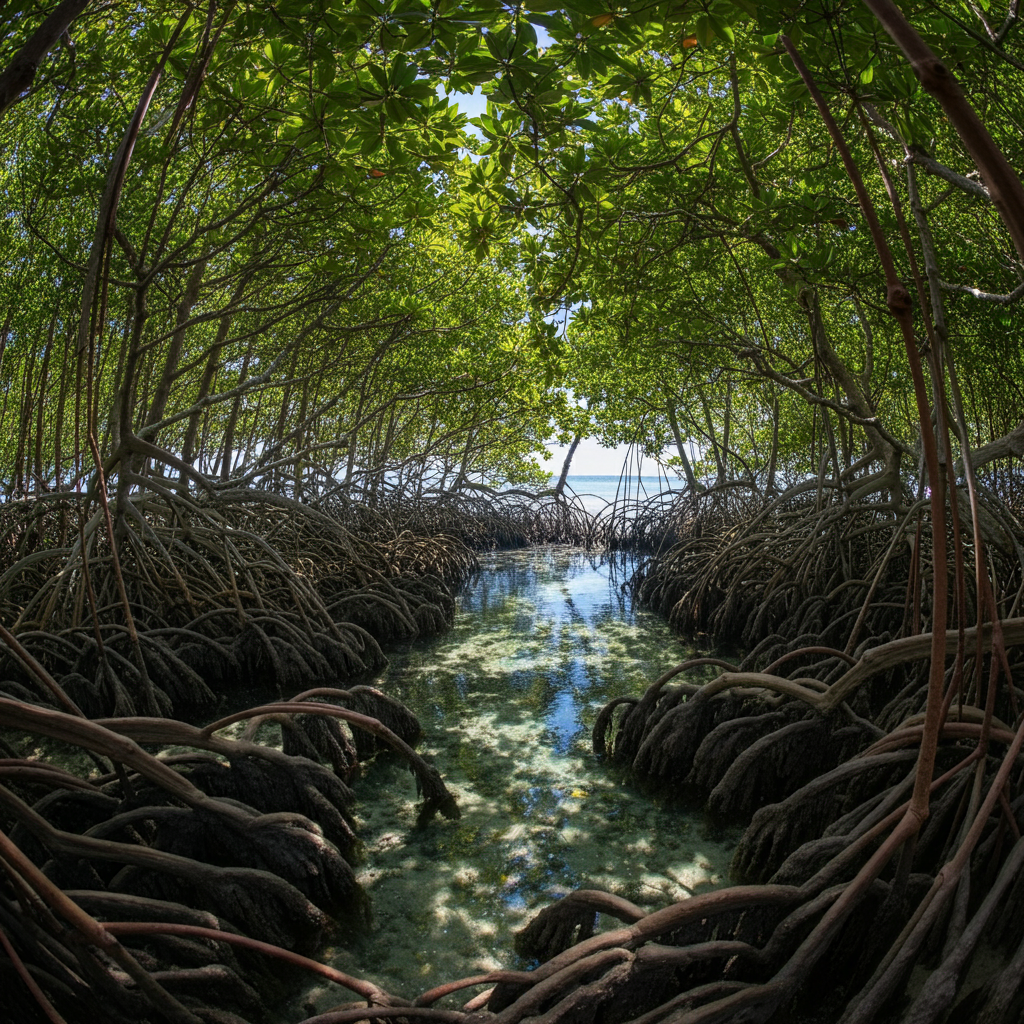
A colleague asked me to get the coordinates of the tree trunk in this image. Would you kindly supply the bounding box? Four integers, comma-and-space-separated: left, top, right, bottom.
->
144, 258, 206, 436
14, 358, 33, 494
766, 393, 780, 496
219, 351, 251, 482
0, 0, 92, 117
33, 313, 57, 490
554, 434, 581, 497
178, 283, 244, 492
666, 401, 698, 490
293, 378, 310, 500
53, 323, 73, 490
699, 392, 727, 484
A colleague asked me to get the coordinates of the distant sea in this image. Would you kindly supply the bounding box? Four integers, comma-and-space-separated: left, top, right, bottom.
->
547, 474, 682, 515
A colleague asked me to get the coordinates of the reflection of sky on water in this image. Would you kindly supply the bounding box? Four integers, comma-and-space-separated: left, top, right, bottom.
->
301, 547, 740, 1011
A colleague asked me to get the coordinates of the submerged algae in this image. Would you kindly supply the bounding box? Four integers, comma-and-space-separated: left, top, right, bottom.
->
303, 547, 739, 1008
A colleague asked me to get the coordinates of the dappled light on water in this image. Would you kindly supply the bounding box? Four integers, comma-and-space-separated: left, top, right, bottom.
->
303, 547, 740, 1007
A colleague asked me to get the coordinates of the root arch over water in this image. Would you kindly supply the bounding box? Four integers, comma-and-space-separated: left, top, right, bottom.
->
3, 482, 1024, 1023
0, 485, 605, 1022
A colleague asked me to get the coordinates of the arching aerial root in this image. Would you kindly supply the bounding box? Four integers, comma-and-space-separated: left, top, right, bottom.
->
397, 487, 1024, 1024
6, 482, 1024, 1022
535, 614, 1023, 1023
629, 484, 1024, 656
0, 485, 602, 1022
328, 489, 601, 550
0, 487, 492, 718
244, 617, 1024, 1024
602, 480, 763, 553
0, 673, 459, 1023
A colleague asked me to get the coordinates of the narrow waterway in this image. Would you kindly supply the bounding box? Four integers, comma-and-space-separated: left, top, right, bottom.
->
301, 547, 740, 1011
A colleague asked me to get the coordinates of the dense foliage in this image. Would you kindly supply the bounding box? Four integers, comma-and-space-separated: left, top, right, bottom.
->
0, 0, 1021, 500
2, 4, 1024, 1024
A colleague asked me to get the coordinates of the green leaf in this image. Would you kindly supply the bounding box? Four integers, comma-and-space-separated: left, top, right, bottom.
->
360, 132, 384, 155
405, 23, 432, 50
708, 15, 735, 45
729, 0, 758, 17
781, 78, 807, 103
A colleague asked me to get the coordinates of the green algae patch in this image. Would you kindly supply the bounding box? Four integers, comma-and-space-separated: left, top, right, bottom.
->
299, 547, 739, 1010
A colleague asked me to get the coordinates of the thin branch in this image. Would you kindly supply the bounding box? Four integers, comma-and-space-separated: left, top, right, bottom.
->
939, 279, 1024, 304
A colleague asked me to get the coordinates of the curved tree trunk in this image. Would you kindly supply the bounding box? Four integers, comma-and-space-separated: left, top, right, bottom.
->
553, 434, 581, 497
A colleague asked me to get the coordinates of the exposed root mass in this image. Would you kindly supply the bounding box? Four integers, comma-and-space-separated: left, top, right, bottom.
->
567, 486, 1024, 1023
5, 483, 1024, 1024
0, 487, 533, 1023
0, 684, 459, 1023
0, 487, 496, 718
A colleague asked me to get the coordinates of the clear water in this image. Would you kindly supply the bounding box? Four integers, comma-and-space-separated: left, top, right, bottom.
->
299, 547, 739, 1011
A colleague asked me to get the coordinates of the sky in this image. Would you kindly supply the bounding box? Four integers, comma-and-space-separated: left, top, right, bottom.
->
543, 436, 657, 476
441, 76, 673, 480
447, 86, 488, 123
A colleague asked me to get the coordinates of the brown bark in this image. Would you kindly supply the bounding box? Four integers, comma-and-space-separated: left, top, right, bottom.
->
144, 258, 207, 434
53, 323, 73, 489
782, 35, 948, 818
666, 401, 698, 490
34, 313, 57, 490
0, 0, 92, 117
968, 418, 1024, 468
219, 350, 250, 481
14, 351, 34, 494
553, 434, 581, 497
862, 0, 1024, 262
178, 280, 246, 490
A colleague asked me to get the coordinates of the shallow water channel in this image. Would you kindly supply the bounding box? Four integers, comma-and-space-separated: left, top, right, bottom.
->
302, 547, 740, 1010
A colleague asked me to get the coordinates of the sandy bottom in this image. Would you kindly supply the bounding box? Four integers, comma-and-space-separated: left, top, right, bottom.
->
295, 548, 740, 1011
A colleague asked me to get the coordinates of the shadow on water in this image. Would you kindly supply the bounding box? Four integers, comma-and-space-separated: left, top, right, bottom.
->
301, 546, 741, 1008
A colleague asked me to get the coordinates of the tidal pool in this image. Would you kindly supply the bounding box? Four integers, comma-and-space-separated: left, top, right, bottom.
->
302, 546, 740, 1009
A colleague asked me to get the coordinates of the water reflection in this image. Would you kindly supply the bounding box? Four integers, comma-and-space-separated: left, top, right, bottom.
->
306, 547, 739, 1007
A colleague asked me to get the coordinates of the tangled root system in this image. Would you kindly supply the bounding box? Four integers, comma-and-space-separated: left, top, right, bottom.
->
0, 484, 502, 1023
0, 486, 526, 717
563, 485, 1024, 1024
0, 679, 459, 1023
630, 485, 1024, 654
6, 478, 1024, 1024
